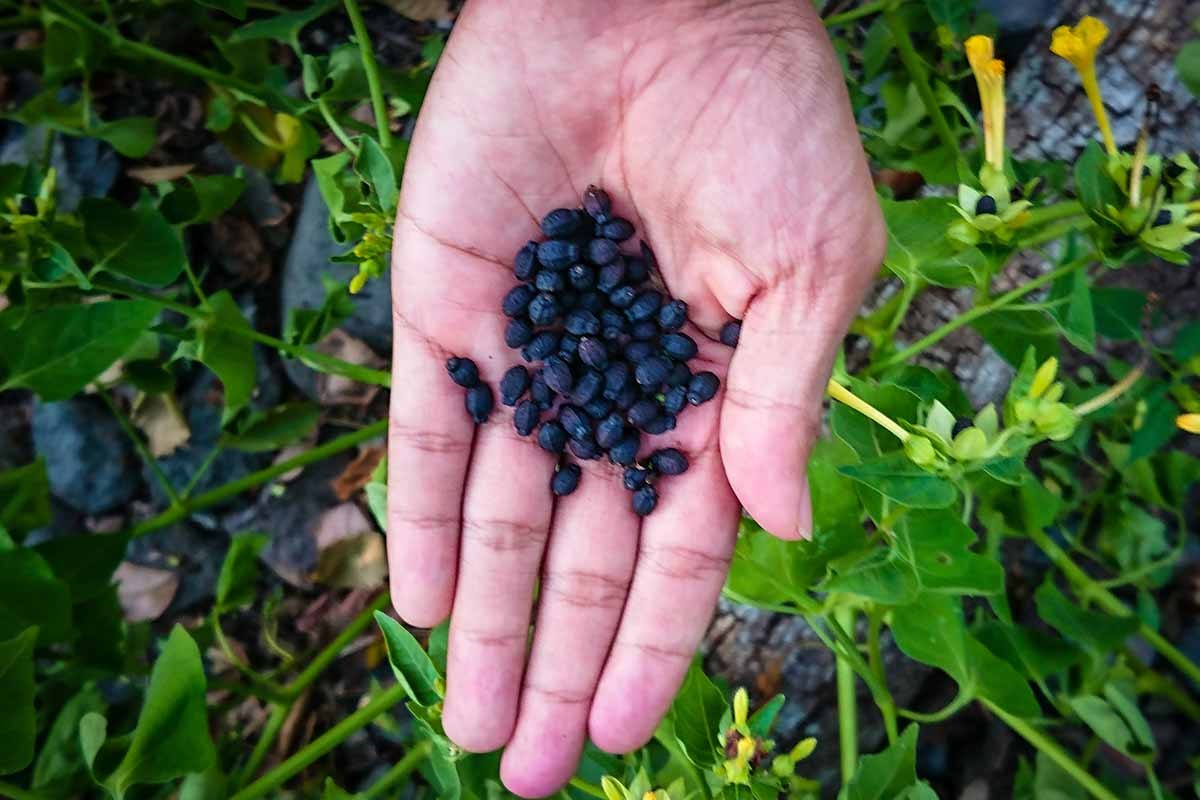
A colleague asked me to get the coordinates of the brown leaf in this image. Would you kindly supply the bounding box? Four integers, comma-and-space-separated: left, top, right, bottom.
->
313, 330, 385, 406
331, 446, 385, 501
311, 503, 387, 589
114, 562, 180, 622
131, 393, 191, 457
127, 163, 195, 184
379, 0, 455, 22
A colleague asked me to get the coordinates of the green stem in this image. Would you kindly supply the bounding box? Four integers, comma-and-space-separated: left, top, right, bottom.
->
0, 781, 48, 800
824, 0, 886, 27
317, 98, 360, 155
1125, 647, 1200, 721
835, 605, 859, 784
866, 610, 899, 743
342, 0, 392, 149
882, 4, 965, 175
568, 778, 609, 800
363, 741, 433, 799
1027, 525, 1200, 688
986, 702, 1122, 800
212, 612, 290, 703
180, 445, 223, 499
868, 254, 1092, 374
1016, 217, 1093, 249
899, 690, 974, 723
99, 390, 182, 506
284, 592, 392, 697
237, 702, 290, 787
128, 420, 387, 538
1024, 201, 1086, 227
230, 683, 408, 800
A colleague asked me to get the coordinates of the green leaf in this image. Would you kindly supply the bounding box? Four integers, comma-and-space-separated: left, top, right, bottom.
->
831, 380, 920, 460
747, 694, 785, 738
34, 240, 92, 289
0, 459, 51, 539
974, 621, 1081, 682
321, 777, 358, 799
1177, 40, 1200, 97
229, 0, 337, 51
412, 715, 461, 800
894, 510, 1005, 595
160, 174, 246, 226
0, 627, 38, 775
1128, 386, 1177, 463
35, 531, 129, 602
0, 299, 160, 400
91, 117, 157, 159
1091, 288, 1146, 341
215, 533, 268, 613
1034, 580, 1138, 654
374, 612, 442, 706
286, 275, 355, 346
79, 712, 107, 774
971, 308, 1060, 366
123, 360, 176, 394
1103, 682, 1155, 752
354, 136, 399, 212
1074, 141, 1124, 224
839, 453, 958, 508
183, 291, 255, 423
105, 626, 216, 797
179, 764, 230, 800
80, 199, 186, 286
197, 0, 246, 19
658, 661, 726, 768
824, 547, 918, 605
1047, 268, 1096, 354
33, 683, 105, 792
879, 198, 989, 288
223, 403, 319, 452
1067, 695, 1138, 756
838, 724, 921, 800
0, 548, 72, 643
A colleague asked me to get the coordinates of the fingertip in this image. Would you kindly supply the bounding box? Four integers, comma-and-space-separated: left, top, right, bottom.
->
443, 700, 514, 754
389, 578, 451, 629
587, 700, 655, 755
500, 734, 580, 799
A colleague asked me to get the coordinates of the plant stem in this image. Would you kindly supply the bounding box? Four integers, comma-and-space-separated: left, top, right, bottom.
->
866, 609, 899, 743
342, 0, 392, 150
212, 612, 290, 702
317, 98, 360, 155
1027, 525, 1200, 688
868, 254, 1092, 374
1024, 201, 1086, 227
827, 380, 909, 442
568, 778, 609, 799
986, 701, 1122, 800
0, 781, 48, 800
824, 0, 886, 27
128, 420, 387, 539
1074, 365, 1145, 416
835, 606, 859, 784
231, 683, 408, 800
284, 592, 392, 697
180, 445, 223, 499
363, 741, 433, 799
882, 4, 965, 175
237, 701, 290, 786
99, 390, 182, 506
899, 690, 974, 723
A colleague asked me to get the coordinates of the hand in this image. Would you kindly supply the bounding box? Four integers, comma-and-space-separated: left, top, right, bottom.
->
386, 0, 884, 795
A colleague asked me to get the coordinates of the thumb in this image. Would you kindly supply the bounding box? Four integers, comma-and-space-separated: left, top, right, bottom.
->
719, 269, 872, 540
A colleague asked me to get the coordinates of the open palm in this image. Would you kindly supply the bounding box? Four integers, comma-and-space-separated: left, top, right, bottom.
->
387, 1, 884, 795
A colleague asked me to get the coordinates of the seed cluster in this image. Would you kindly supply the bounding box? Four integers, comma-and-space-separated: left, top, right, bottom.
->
446, 186, 739, 516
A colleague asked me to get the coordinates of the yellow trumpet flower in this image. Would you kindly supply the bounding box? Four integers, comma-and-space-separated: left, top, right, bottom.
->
966, 35, 1006, 171
1051, 17, 1117, 156
1178, 414, 1200, 434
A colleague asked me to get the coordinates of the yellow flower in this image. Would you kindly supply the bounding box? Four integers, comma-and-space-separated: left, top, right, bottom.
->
1178, 414, 1200, 434
1030, 357, 1059, 399
733, 687, 749, 728
1050, 17, 1116, 155
966, 35, 1006, 171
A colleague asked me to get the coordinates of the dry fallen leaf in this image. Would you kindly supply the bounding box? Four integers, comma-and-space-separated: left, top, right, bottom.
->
273, 442, 314, 483
313, 330, 385, 406
331, 446, 385, 501
127, 163, 195, 183
380, 0, 454, 22
131, 392, 191, 457
311, 502, 387, 589
114, 562, 180, 622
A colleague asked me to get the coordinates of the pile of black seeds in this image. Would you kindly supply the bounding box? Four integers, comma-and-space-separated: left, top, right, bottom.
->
447, 186, 741, 516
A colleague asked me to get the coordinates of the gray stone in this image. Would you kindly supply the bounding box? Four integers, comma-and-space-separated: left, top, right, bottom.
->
280, 176, 391, 398
0, 125, 119, 213
981, 0, 1060, 34
32, 396, 143, 515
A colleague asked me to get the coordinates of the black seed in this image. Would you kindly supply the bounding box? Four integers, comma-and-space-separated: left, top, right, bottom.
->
570, 370, 604, 406
599, 218, 635, 241
465, 384, 494, 423
626, 291, 663, 322
537, 421, 568, 454
658, 300, 688, 332
624, 341, 654, 363
609, 285, 636, 309
514, 400, 541, 436
975, 194, 998, 215
583, 185, 613, 222
623, 467, 649, 491
537, 240, 580, 270
535, 271, 566, 292
1153, 209, 1173, 227
642, 414, 676, 435
583, 397, 613, 418
528, 293, 561, 326
630, 320, 658, 341
603, 363, 631, 400
596, 413, 626, 449
502, 284, 536, 317
558, 334, 580, 362
551, 463, 582, 496
500, 365, 531, 406
663, 385, 687, 414
559, 289, 580, 309
587, 238, 621, 265
596, 261, 626, 292
543, 356, 574, 396
609, 432, 640, 466
666, 362, 692, 388
632, 485, 658, 516
599, 309, 627, 334
578, 337, 609, 369
614, 381, 640, 410
576, 290, 604, 312
446, 357, 480, 388
661, 332, 698, 360
559, 405, 594, 441
627, 398, 660, 429
530, 370, 553, 409
565, 309, 601, 336
569, 436, 602, 460
523, 331, 561, 362
505, 318, 535, 348
650, 448, 688, 475
951, 417, 973, 437
541, 208, 582, 238
635, 356, 672, 389
514, 241, 539, 280
18, 196, 37, 216
568, 263, 594, 290
624, 257, 649, 285
720, 321, 742, 348
687, 371, 720, 405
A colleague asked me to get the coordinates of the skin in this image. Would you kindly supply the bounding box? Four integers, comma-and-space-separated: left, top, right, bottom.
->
387, 0, 885, 796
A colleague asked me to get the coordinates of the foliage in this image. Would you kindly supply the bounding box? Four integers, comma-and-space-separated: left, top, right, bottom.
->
0, 1, 1198, 799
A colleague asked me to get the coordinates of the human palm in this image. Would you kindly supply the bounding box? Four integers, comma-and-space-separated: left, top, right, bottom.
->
387, 1, 884, 795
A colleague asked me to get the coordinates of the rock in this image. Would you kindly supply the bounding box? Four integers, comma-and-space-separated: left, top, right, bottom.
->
0, 125, 120, 213
980, 0, 1060, 34
32, 396, 143, 515
281, 176, 391, 398
124, 523, 226, 615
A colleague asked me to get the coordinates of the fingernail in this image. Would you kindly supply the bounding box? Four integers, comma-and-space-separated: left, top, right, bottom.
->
796, 474, 813, 540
